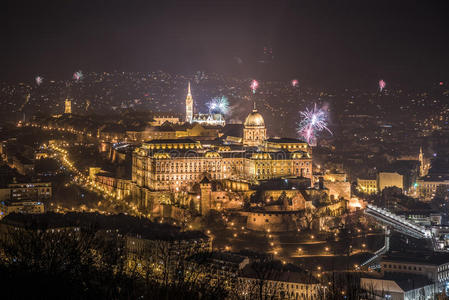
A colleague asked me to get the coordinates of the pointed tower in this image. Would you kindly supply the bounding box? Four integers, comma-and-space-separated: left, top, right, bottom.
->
419, 146, 425, 176
64, 98, 72, 114
185, 82, 193, 123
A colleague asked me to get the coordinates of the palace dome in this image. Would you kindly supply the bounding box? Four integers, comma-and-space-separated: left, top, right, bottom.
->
244, 109, 265, 127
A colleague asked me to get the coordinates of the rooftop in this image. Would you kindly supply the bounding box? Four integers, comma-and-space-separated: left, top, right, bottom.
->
419, 174, 449, 182
266, 138, 307, 144
382, 251, 449, 266
241, 262, 319, 284
143, 138, 199, 144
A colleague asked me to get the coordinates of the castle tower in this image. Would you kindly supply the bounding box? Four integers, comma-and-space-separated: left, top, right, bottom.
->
243, 102, 266, 147
185, 82, 193, 123
64, 98, 72, 114
199, 176, 212, 215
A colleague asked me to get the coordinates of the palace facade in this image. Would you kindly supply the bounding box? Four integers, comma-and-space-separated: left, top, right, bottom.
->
132, 98, 313, 193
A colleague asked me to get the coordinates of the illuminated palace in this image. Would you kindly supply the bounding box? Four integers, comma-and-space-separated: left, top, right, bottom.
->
185, 82, 225, 126
132, 102, 312, 194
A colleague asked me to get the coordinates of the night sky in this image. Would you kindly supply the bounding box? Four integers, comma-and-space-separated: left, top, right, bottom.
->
1, 0, 449, 87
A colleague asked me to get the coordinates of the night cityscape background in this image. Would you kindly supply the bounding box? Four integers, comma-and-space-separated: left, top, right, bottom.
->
1, 1, 449, 299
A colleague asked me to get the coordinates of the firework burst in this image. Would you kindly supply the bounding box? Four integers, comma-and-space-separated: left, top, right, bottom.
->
73, 70, 83, 81
297, 103, 332, 146
379, 79, 386, 92
291, 79, 298, 87
35, 76, 43, 86
250, 80, 259, 94
207, 96, 229, 115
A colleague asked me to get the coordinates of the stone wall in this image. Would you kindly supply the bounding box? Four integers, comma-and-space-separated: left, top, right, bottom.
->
246, 211, 299, 232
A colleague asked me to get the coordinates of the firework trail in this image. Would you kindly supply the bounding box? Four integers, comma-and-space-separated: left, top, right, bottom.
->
19, 94, 31, 112
291, 79, 301, 96
207, 96, 229, 115
250, 80, 259, 94
297, 103, 332, 146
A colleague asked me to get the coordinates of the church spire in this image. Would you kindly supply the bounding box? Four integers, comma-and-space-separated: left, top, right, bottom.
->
253, 101, 257, 111
185, 81, 193, 123
419, 146, 425, 176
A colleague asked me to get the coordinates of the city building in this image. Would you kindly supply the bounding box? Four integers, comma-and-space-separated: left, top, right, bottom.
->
150, 113, 181, 126
0, 201, 45, 218
360, 277, 439, 300
416, 174, 449, 201
131, 104, 313, 214
381, 253, 449, 283
187, 252, 250, 290
11, 154, 34, 176
317, 172, 351, 200
92, 171, 132, 200
357, 178, 378, 195
0, 182, 52, 202
238, 263, 322, 299
64, 98, 72, 114
357, 173, 404, 195
132, 138, 312, 192
243, 103, 266, 147
377, 172, 404, 192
